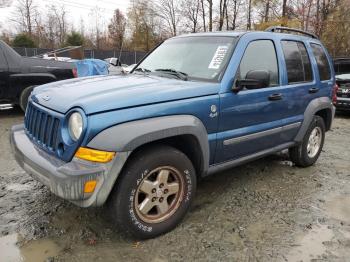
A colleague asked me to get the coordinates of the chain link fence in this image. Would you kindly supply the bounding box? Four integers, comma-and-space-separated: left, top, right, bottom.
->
12, 47, 147, 65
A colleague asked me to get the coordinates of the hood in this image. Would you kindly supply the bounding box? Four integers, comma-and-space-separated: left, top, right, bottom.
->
32, 74, 220, 114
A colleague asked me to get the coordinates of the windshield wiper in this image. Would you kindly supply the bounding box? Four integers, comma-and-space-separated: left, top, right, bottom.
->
134, 67, 151, 73
155, 68, 188, 81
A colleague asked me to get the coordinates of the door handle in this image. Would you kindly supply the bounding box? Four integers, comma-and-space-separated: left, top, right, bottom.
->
268, 93, 283, 101
309, 87, 319, 94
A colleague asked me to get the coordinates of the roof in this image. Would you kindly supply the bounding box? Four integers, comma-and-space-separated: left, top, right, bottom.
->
171, 30, 320, 42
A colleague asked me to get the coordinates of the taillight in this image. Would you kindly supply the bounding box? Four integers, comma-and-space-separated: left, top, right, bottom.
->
72, 67, 78, 78
332, 83, 339, 105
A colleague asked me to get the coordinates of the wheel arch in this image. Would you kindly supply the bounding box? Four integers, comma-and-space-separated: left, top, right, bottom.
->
87, 115, 210, 177
294, 97, 335, 142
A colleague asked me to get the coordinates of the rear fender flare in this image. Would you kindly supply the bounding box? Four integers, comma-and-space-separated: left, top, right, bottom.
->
295, 97, 335, 142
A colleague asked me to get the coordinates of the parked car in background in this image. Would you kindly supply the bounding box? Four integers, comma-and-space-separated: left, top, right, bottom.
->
0, 40, 77, 111
333, 58, 350, 111
11, 27, 336, 239
105, 57, 129, 75
334, 57, 350, 75
335, 74, 350, 111
123, 63, 137, 73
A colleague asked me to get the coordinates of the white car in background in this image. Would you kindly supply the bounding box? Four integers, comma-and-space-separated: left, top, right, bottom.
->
122, 64, 137, 73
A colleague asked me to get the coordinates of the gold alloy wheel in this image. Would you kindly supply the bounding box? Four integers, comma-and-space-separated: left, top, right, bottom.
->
134, 166, 184, 224
307, 126, 323, 158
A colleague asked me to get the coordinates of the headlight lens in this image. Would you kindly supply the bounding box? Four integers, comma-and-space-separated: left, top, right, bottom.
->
68, 112, 83, 141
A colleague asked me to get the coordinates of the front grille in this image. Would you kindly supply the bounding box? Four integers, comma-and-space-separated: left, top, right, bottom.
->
25, 102, 60, 151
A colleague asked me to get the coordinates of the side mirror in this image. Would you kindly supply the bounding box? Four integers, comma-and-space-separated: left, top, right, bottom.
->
233, 70, 270, 93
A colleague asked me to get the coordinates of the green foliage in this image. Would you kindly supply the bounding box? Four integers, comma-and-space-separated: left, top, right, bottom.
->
12, 33, 36, 48
65, 31, 84, 47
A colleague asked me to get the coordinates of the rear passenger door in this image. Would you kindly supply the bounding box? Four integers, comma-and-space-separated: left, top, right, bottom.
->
278, 40, 316, 143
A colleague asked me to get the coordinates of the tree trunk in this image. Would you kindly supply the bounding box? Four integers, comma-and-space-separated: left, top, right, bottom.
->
207, 0, 213, 31
201, 0, 206, 32
281, 0, 287, 26
264, 0, 270, 23
247, 0, 252, 30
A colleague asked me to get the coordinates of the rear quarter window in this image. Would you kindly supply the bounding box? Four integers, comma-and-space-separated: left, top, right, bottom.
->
310, 43, 331, 81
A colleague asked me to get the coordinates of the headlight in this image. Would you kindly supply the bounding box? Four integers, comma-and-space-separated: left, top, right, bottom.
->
68, 112, 83, 141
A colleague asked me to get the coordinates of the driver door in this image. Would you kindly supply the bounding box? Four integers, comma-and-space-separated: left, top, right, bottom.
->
215, 39, 288, 163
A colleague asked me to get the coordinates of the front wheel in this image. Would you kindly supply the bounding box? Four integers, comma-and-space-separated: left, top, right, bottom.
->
109, 145, 197, 239
289, 115, 325, 167
19, 86, 36, 112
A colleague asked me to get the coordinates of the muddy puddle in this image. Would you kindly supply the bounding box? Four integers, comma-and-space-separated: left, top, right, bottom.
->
286, 224, 334, 261
325, 195, 350, 224
0, 234, 60, 262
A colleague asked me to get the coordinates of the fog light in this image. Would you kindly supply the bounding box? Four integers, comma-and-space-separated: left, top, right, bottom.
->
75, 147, 115, 163
84, 180, 97, 193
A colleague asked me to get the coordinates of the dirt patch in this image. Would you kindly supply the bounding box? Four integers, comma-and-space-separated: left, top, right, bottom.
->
1, 108, 350, 261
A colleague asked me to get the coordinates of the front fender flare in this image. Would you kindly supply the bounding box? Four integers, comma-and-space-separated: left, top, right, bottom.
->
87, 115, 210, 174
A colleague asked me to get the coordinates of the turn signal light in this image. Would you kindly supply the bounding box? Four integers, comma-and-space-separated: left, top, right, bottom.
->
75, 147, 115, 163
84, 180, 97, 193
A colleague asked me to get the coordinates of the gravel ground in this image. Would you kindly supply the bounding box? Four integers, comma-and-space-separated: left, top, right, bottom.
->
1, 107, 350, 262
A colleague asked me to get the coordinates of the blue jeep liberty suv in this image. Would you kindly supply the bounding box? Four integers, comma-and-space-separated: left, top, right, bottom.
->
11, 27, 336, 239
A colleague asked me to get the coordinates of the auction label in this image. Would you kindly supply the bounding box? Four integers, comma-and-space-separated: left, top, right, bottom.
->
208, 46, 229, 69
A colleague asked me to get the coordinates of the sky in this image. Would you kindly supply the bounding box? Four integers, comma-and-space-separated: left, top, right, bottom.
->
0, 0, 131, 31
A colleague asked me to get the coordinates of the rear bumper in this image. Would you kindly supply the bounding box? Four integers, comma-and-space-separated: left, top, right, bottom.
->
335, 97, 350, 110
10, 124, 129, 207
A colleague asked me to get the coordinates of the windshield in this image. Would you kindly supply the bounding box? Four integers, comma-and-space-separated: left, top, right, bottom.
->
134, 36, 238, 82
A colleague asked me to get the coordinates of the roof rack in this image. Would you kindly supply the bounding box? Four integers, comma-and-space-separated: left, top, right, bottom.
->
265, 26, 318, 39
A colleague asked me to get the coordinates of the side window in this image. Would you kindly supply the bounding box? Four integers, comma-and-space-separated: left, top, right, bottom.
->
311, 43, 331, 81
281, 40, 313, 84
237, 40, 279, 87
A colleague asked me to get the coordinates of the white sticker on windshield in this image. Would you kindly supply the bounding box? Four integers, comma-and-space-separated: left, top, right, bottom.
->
208, 46, 229, 69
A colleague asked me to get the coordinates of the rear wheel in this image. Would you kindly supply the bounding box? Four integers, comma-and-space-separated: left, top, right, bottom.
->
19, 86, 36, 112
289, 115, 325, 167
109, 145, 196, 239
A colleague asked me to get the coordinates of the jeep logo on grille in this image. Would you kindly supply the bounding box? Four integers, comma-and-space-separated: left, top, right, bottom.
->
42, 95, 51, 101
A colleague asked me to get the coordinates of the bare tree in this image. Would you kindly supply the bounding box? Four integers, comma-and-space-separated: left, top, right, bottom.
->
282, 0, 288, 23
229, 0, 243, 30
11, 0, 38, 36
51, 5, 67, 46
156, 0, 180, 36
200, 0, 207, 31
182, 0, 201, 32
207, 0, 213, 31
218, 0, 228, 30
247, 0, 252, 29
108, 9, 126, 50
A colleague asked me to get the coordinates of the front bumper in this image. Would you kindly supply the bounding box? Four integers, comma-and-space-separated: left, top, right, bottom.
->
10, 124, 129, 207
335, 97, 350, 110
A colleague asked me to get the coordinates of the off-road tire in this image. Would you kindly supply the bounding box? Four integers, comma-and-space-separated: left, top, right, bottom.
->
289, 115, 326, 167
19, 86, 36, 112
109, 145, 196, 239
